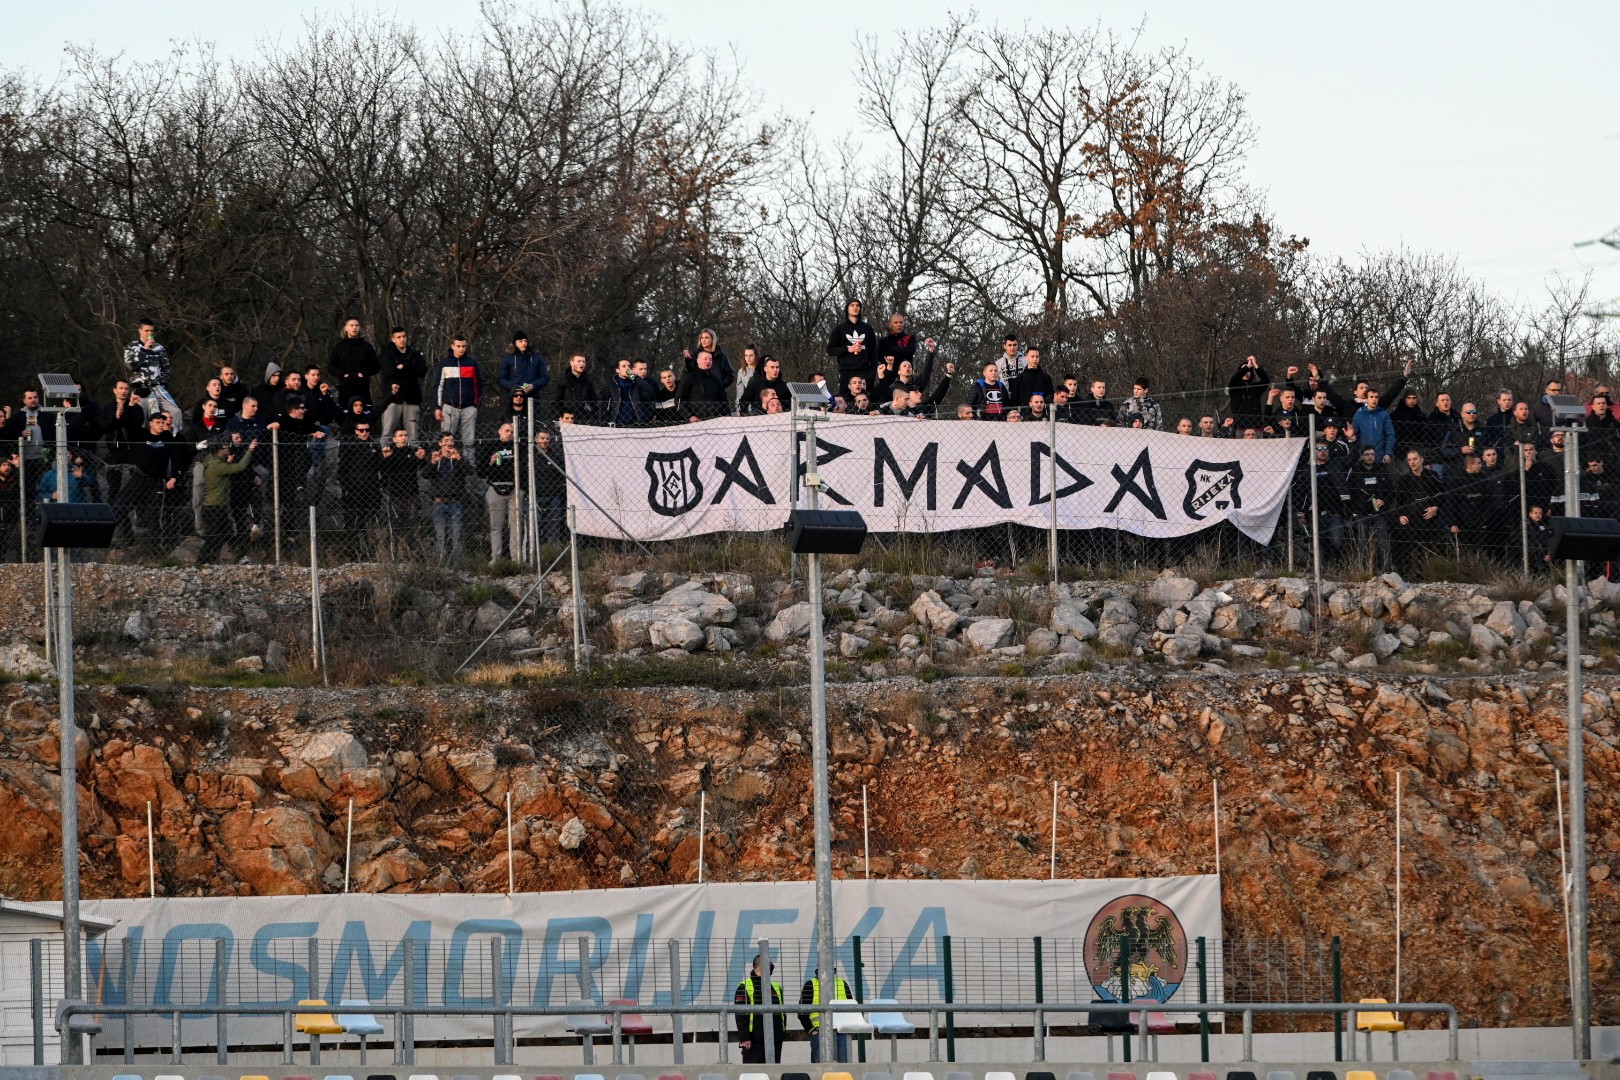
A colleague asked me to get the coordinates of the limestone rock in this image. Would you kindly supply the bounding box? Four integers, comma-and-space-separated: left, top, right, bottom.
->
765, 602, 814, 642
962, 618, 1015, 653
1024, 628, 1060, 656
649, 616, 705, 652
1146, 575, 1198, 608
1049, 601, 1098, 641
1485, 601, 1527, 642
1371, 633, 1401, 660
1470, 623, 1505, 655
122, 611, 151, 642
558, 816, 588, 850
910, 590, 965, 636
839, 633, 871, 659
0, 645, 52, 679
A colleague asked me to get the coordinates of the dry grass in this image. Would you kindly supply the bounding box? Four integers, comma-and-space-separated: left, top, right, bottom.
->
463, 658, 569, 685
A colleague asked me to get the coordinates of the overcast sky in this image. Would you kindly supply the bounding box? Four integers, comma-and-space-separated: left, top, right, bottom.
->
12, 0, 1620, 315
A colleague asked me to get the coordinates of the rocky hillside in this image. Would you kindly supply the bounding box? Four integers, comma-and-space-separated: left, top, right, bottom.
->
0, 670, 1613, 1028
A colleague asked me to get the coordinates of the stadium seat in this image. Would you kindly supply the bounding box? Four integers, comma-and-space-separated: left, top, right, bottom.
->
615, 1074, 646, 1080
1355, 1000, 1405, 1060
295, 1000, 344, 1064
865, 1073, 892, 1080
1306, 1072, 1337, 1080
1129, 997, 1176, 1058
337, 999, 386, 1064
1026, 1073, 1057, 1080
368, 1074, 399, 1080
833, 1007, 876, 1035
1190, 1073, 1219, 1080
1066, 1072, 1098, 1080
1267, 1072, 1298, 1080
820, 1073, 855, 1080
1149, 1071, 1179, 1080
869, 999, 916, 1061
1386, 1072, 1417, 1080
739, 1074, 772, 1080
1426, 1073, 1459, 1080
945, 1072, 971, 1080
1108, 1073, 1135, 1080
607, 1000, 654, 1063
450, 1073, 478, 1080
902, 1072, 937, 1080
568, 1001, 613, 1065
1344, 1073, 1375, 1080
493, 1075, 522, 1080
111, 1074, 142, 1080
658, 1075, 689, 1080
1227, 1072, 1260, 1080
408, 1074, 439, 1080
986, 1072, 1017, 1080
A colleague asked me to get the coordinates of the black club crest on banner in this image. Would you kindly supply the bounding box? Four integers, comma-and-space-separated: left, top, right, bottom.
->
1183, 460, 1243, 520
645, 448, 704, 516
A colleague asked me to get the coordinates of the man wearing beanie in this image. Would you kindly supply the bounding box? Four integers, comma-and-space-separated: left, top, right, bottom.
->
498, 330, 550, 399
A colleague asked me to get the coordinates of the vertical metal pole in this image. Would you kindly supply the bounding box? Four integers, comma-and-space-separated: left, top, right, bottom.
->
1332, 935, 1344, 1061
1049, 779, 1058, 878
758, 936, 775, 1067
271, 426, 282, 568
307, 936, 322, 1065
43, 548, 53, 666
147, 800, 156, 896
1033, 935, 1044, 1054
402, 938, 416, 1065
343, 798, 354, 893
942, 933, 955, 1062
17, 439, 26, 563
1557, 769, 1575, 1027
1395, 770, 1402, 1004
1565, 427, 1591, 1060
1213, 778, 1222, 878
1520, 444, 1530, 575
30, 938, 43, 1065
1048, 403, 1059, 585
122, 936, 134, 1063
852, 935, 867, 1065
505, 791, 514, 895
1242, 1008, 1253, 1062
1118, 932, 1131, 1062
215, 936, 229, 1065
568, 506, 584, 671
1309, 413, 1322, 623
1287, 451, 1296, 571
526, 399, 539, 572
668, 940, 684, 1065
1197, 936, 1209, 1062
511, 425, 522, 564
491, 936, 507, 1065
697, 791, 705, 883
804, 410, 838, 1066
862, 783, 871, 879
308, 505, 326, 685
54, 411, 82, 1065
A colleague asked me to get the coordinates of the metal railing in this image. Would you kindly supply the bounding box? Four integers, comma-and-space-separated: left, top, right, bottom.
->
57, 998, 1460, 1068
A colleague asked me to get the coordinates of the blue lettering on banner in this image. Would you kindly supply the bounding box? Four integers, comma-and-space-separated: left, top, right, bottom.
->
446, 919, 523, 1006
880, 907, 949, 1000
328, 919, 432, 1003
247, 922, 317, 1005
532, 916, 613, 1006
652, 909, 715, 1006
727, 908, 801, 990
153, 924, 232, 1009
622, 913, 656, 1000
86, 926, 144, 1005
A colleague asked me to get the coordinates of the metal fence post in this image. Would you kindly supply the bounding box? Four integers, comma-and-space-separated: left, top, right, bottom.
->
1198, 936, 1209, 1062
758, 936, 775, 1068
942, 933, 955, 1062
491, 935, 507, 1064
527, 398, 539, 571
1119, 932, 1131, 1062
41, 547, 52, 666
307, 936, 321, 1064
1520, 444, 1530, 575
668, 939, 684, 1065
308, 505, 326, 684
1332, 935, 1343, 1061
1287, 448, 1296, 571
853, 934, 867, 1064
122, 936, 135, 1062
271, 426, 282, 567
17, 439, 27, 562
403, 938, 417, 1065
215, 936, 229, 1064
29, 938, 42, 1066
1242, 1008, 1254, 1061
1033, 935, 1044, 1058
568, 505, 585, 670
1309, 413, 1322, 627
1048, 404, 1059, 585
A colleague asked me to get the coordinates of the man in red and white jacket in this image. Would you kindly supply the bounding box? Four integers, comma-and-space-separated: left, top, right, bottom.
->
432, 335, 482, 451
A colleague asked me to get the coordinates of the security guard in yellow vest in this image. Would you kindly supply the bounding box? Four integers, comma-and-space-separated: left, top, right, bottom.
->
732, 953, 785, 1063
799, 965, 855, 1063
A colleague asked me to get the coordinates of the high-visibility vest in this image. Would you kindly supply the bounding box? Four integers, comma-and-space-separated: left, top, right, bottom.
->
739, 978, 783, 1033
806, 976, 852, 1029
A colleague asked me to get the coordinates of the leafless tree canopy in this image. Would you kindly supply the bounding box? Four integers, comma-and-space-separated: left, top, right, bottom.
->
0, 3, 1612, 402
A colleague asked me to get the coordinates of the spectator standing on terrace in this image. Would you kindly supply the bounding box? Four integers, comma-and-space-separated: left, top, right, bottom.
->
1012, 347, 1053, 407
605, 358, 650, 426
1351, 388, 1396, 463
417, 432, 470, 563
676, 351, 729, 421
648, 366, 680, 424
1119, 376, 1163, 430
744, 356, 791, 415
734, 954, 786, 1064
1075, 380, 1116, 426
329, 317, 381, 405
379, 327, 428, 439
1226, 355, 1270, 425
1393, 449, 1447, 571
1263, 387, 1303, 438
966, 362, 1012, 420
497, 331, 550, 402
1441, 403, 1490, 465
379, 428, 421, 536
1503, 400, 1541, 449
1348, 445, 1393, 571
0, 390, 47, 469
1531, 376, 1565, 429
682, 327, 735, 387
799, 965, 854, 1064
481, 421, 522, 560
197, 438, 257, 564
733, 344, 760, 412
991, 333, 1026, 386
533, 427, 567, 545
122, 318, 184, 433
1484, 389, 1516, 440
433, 336, 481, 451
336, 420, 381, 546
878, 314, 937, 386
827, 300, 877, 397
99, 380, 148, 495
218, 366, 248, 413
257, 364, 283, 412
554, 353, 600, 422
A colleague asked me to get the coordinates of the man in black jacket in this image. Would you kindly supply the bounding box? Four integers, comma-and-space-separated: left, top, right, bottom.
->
379, 428, 422, 537
1308, 442, 1352, 559
876, 313, 936, 384
329, 317, 381, 406
1226, 355, 1270, 426
335, 420, 381, 553
1012, 347, 1053, 407
1074, 380, 1116, 426
553, 354, 600, 422
417, 432, 470, 563
744, 356, 791, 415
675, 351, 729, 421
480, 421, 523, 560
379, 327, 428, 439
1392, 449, 1447, 572
99, 380, 148, 502
826, 299, 876, 397
1348, 445, 1393, 571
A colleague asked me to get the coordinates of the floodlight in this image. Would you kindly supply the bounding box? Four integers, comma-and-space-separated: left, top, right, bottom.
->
33, 503, 117, 549
787, 508, 867, 554
1548, 394, 1588, 429
1549, 516, 1620, 562
37, 373, 82, 411
788, 381, 834, 410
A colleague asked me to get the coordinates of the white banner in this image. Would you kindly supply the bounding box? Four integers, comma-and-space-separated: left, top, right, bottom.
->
82, 877, 1219, 1041
561, 415, 1303, 543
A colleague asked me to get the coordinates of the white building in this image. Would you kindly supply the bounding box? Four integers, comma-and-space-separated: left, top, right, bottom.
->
0, 897, 117, 1065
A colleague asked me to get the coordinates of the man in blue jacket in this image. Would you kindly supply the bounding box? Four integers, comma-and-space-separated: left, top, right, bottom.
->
497, 331, 549, 398
433, 335, 482, 451
1351, 388, 1396, 464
